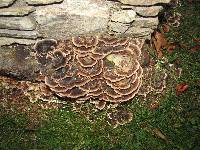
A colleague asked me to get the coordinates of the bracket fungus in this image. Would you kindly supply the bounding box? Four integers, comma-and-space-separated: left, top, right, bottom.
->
137, 66, 168, 97
34, 35, 145, 104
107, 109, 133, 128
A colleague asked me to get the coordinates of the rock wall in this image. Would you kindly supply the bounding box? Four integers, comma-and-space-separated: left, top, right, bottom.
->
0, 0, 171, 46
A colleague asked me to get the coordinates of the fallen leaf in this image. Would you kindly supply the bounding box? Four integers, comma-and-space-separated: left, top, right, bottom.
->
152, 128, 168, 142
176, 83, 189, 96
162, 23, 170, 33
152, 31, 168, 59
190, 45, 200, 53
167, 43, 176, 53
194, 38, 200, 44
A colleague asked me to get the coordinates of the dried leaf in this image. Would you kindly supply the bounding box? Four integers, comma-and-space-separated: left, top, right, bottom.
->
152, 31, 168, 59
176, 83, 189, 96
194, 38, 200, 44
190, 45, 200, 53
162, 23, 170, 33
167, 43, 176, 53
153, 128, 168, 142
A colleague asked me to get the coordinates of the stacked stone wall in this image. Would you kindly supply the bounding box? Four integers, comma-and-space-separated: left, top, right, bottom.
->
0, 0, 171, 46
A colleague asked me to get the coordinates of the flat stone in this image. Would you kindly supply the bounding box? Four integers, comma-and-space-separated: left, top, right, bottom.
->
26, 0, 64, 5
0, 29, 41, 39
118, 0, 171, 5
0, 37, 36, 46
108, 21, 129, 33
31, 0, 111, 39
111, 10, 136, 23
126, 27, 153, 38
108, 18, 156, 38
135, 6, 162, 16
0, 16, 36, 30
0, 0, 15, 8
0, 6, 35, 16
132, 17, 159, 28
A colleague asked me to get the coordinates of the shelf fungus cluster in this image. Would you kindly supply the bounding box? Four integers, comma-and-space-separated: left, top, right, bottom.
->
137, 67, 168, 97
34, 35, 145, 105
107, 109, 133, 128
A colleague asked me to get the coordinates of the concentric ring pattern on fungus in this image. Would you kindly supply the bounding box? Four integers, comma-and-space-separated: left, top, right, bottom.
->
34, 35, 145, 103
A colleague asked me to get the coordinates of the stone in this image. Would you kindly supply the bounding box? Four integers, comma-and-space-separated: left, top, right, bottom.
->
0, 6, 35, 16
0, 16, 36, 30
126, 27, 153, 38
0, 29, 41, 39
108, 21, 129, 33
0, 0, 15, 8
108, 21, 153, 38
31, 0, 111, 39
111, 10, 136, 23
118, 0, 171, 5
135, 6, 162, 17
0, 0, 166, 44
26, 0, 64, 5
108, 15, 158, 33
0, 37, 36, 46
132, 17, 159, 28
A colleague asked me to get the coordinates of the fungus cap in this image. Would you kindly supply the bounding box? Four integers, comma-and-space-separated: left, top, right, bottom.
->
34, 35, 144, 103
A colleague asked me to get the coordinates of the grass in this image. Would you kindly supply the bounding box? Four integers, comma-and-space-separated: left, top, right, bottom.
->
0, 1, 200, 150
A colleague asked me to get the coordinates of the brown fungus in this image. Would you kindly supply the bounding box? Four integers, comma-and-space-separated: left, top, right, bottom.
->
80, 79, 101, 92
51, 65, 71, 80
57, 87, 87, 98
34, 39, 57, 55
137, 67, 167, 97
78, 60, 103, 77
50, 50, 67, 69
106, 76, 134, 89
90, 100, 106, 110
36, 54, 48, 65
34, 35, 144, 103
72, 36, 98, 48
76, 55, 97, 67
44, 76, 58, 87
107, 109, 133, 128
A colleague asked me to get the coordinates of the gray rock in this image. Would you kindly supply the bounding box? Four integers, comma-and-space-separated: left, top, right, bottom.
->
0, 0, 15, 8
26, 0, 64, 5
31, 0, 111, 39
0, 0, 166, 45
108, 21, 153, 38
126, 27, 153, 38
108, 17, 156, 38
118, 0, 171, 5
0, 29, 41, 39
111, 10, 136, 23
108, 21, 129, 33
135, 6, 162, 17
0, 6, 35, 16
0, 37, 36, 46
0, 16, 36, 30
132, 17, 158, 28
